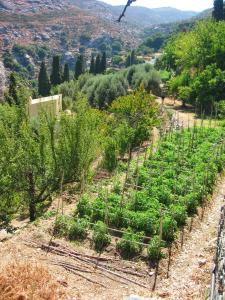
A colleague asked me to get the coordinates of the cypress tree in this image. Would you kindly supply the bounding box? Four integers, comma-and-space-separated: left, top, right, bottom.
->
125, 54, 131, 67
100, 52, 107, 74
90, 55, 95, 74
126, 50, 137, 67
95, 54, 101, 74
63, 63, 70, 82
130, 50, 137, 65
50, 55, 62, 86
38, 61, 51, 97
75, 55, 84, 79
6, 72, 19, 105
213, 0, 224, 21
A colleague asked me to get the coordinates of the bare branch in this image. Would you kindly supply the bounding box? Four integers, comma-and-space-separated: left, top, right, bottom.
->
117, 0, 136, 22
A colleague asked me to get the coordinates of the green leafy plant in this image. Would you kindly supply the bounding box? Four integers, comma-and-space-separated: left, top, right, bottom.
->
53, 215, 72, 237
116, 229, 144, 259
148, 235, 165, 262
69, 218, 89, 241
93, 221, 111, 252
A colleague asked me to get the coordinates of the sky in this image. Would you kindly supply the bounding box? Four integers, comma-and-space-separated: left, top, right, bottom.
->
101, 0, 213, 12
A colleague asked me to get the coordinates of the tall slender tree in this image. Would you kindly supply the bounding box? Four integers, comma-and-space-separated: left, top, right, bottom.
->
50, 55, 62, 86
90, 55, 95, 74
126, 50, 137, 67
63, 63, 70, 82
38, 61, 51, 97
95, 54, 101, 75
100, 52, 107, 74
75, 55, 84, 79
6, 72, 19, 105
213, 0, 224, 21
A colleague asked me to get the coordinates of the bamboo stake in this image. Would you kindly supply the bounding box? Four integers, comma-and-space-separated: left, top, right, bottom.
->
152, 207, 163, 291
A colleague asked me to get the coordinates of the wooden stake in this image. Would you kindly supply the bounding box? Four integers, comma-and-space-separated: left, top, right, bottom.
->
152, 207, 163, 291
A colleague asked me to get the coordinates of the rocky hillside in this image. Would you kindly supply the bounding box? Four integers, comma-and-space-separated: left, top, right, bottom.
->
68, 1, 197, 26
0, 0, 200, 88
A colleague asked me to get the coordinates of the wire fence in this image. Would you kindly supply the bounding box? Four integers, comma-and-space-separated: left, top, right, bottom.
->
209, 201, 225, 300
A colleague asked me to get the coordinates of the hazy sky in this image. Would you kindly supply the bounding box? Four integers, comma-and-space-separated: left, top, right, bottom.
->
101, 0, 213, 12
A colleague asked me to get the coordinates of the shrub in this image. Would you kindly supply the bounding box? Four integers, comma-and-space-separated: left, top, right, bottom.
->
116, 229, 144, 259
0, 262, 67, 300
170, 204, 187, 227
53, 215, 71, 237
69, 218, 89, 241
76, 194, 92, 217
162, 215, 177, 244
148, 235, 165, 262
93, 221, 111, 252
103, 138, 118, 172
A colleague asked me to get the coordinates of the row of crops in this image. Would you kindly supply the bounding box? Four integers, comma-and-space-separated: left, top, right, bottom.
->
56, 126, 225, 261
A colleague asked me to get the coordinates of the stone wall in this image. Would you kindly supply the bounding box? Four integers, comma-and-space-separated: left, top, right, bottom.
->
28, 94, 62, 118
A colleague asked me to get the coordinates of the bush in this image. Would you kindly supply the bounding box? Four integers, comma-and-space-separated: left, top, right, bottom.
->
76, 194, 92, 217
93, 221, 111, 252
148, 235, 165, 262
116, 229, 144, 259
103, 138, 118, 172
69, 218, 89, 241
53, 215, 71, 237
162, 215, 177, 244
170, 204, 187, 227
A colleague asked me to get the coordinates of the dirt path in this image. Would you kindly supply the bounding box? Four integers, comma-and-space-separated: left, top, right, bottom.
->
156, 175, 225, 300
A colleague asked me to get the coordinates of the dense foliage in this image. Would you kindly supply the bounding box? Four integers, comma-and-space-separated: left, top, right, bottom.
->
0, 98, 104, 224
56, 64, 161, 110
160, 20, 225, 112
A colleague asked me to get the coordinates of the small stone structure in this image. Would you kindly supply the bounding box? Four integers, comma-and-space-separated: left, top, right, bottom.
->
28, 94, 62, 118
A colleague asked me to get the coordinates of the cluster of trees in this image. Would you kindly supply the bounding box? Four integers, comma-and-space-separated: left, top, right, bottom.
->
55, 63, 161, 110
159, 20, 225, 113
38, 56, 70, 97
0, 97, 104, 223
138, 33, 167, 54
0, 87, 160, 225
89, 53, 107, 75
38, 52, 107, 97
125, 50, 138, 67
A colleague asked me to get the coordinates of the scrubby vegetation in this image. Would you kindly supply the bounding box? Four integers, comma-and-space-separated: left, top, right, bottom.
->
0, 262, 67, 299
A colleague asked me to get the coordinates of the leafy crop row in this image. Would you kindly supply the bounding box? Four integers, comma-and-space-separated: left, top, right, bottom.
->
71, 127, 225, 259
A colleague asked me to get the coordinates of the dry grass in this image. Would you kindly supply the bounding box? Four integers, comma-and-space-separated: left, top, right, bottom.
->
0, 262, 67, 300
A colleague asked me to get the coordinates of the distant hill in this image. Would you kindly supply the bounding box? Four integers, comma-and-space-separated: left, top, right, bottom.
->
0, 0, 201, 26
195, 8, 212, 20
0, 0, 201, 83
69, 1, 198, 27
113, 6, 198, 27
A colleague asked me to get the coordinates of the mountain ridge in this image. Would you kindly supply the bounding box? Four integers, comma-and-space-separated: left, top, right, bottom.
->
0, 0, 198, 26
